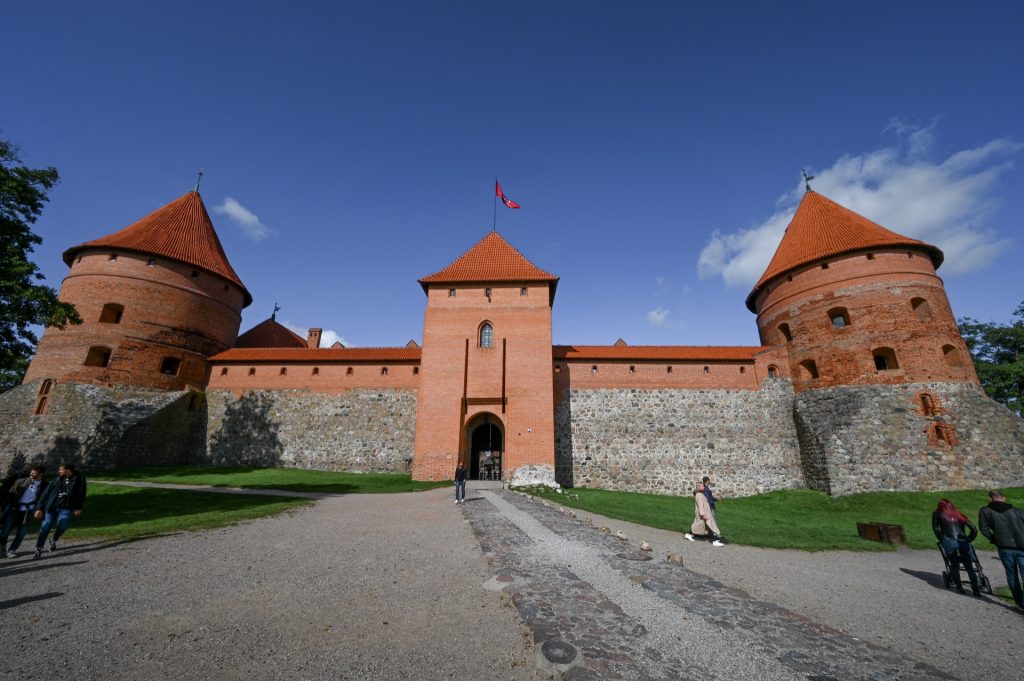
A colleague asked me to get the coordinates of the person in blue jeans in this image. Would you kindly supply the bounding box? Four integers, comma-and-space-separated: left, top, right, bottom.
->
979, 489, 1024, 609
932, 498, 980, 596
33, 462, 87, 559
454, 462, 467, 504
1, 465, 48, 558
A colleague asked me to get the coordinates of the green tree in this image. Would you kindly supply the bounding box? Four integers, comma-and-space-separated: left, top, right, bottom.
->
959, 301, 1024, 416
1, 138, 81, 391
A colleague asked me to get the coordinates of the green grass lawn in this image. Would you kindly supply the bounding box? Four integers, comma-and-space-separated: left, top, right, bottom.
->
525, 486, 1024, 552
66, 482, 312, 540
92, 465, 451, 494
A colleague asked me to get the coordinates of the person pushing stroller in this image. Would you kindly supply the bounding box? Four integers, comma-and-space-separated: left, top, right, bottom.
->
932, 499, 981, 596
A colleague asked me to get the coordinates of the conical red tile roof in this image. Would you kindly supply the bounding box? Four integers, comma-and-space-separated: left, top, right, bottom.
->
745, 191, 943, 311
419, 231, 559, 293
64, 191, 252, 306
235, 317, 308, 348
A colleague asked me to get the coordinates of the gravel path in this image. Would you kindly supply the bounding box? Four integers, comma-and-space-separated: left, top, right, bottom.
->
0, 487, 543, 681
90, 479, 329, 498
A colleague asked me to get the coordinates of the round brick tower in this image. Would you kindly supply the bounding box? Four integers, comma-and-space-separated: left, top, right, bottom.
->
24, 191, 252, 391
746, 190, 978, 392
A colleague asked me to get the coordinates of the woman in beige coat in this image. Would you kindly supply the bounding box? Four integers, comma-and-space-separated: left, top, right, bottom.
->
685, 481, 725, 546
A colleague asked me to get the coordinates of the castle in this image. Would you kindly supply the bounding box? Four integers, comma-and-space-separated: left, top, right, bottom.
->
2, 188, 1022, 496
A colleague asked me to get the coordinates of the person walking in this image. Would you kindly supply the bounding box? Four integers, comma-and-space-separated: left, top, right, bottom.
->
685, 481, 725, 547
979, 489, 1024, 609
932, 499, 981, 596
33, 462, 86, 559
1, 465, 48, 558
702, 476, 719, 517
454, 462, 467, 504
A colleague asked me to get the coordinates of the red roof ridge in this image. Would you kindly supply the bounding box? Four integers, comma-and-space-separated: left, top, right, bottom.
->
419, 231, 559, 291
746, 191, 942, 311
63, 191, 252, 307
553, 345, 766, 361
210, 347, 421, 362
235, 318, 308, 348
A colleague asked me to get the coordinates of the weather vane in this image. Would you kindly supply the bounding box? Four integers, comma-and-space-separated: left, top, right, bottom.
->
272, 302, 281, 320
802, 169, 815, 193
194, 168, 204, 192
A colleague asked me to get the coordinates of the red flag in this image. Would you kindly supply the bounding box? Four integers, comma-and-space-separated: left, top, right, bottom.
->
495, 180, 520, 209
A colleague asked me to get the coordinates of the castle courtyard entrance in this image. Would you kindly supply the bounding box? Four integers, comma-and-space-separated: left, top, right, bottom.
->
467, 414, 503, 481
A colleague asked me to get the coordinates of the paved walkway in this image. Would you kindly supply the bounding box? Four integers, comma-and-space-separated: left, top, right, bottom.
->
2, 485, 1020, 680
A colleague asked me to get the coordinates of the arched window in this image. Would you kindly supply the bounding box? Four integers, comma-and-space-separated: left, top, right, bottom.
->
479, 323, 494, 348
798, 359, 819, 380
873, 347, 899, 371
99, 303, 124, 324
828, 307, 850, 328
160, 357, 182, 376
767, 365, 779, 378
912, 298, 932, 320
34, 379, 53, 415
942, 344, 964, 368
778, 323, 792, 342
919, 392, 937, 416
84, 346, 111, 368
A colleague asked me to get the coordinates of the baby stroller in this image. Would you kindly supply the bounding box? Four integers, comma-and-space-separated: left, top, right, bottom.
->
938, 540, 993, 594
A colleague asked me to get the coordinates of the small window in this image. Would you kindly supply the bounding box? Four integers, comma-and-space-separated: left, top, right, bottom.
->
768, 365, 779, 378
866, 254, 875, 260
920, 393, 936, 416
220, 367, 228, 376
76, 256, 83, 264
413, 367, 419, 375
479, 323, 493, 348
484, 288, 492, 298
942, 344, 963, 368
591, 365, 598, 374
667, 366, 673, 374
191, 270, 199, 278
99, 303, 124, 324
739, 366, 746, 374
33, 379, 54, 415
449, 288, 456, 297
912, 298, 932, 321
799, 359, 819, 380
520, 287, 528, 296
280, 367, 287, 376
108, 254, 117, 261
821, 263, 829, 270
778, 323, 792, 342
873, 347, 899, 371
147, 258, 156, 266
828, 307, 849, 328
907, 252, 914, 258
786, 275, 793, 282
703, 366, 710, 374
629, 365, 636, 374
160, 357, 182, 376
346, 367, 353, 375
381, 367, 388, 375
554, 365, 561, 373
84, 346, 112, 368
248, 367, 256, 376
312, 367, 320, 376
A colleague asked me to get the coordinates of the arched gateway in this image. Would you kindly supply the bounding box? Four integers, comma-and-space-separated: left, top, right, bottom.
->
466, 413, 504, 480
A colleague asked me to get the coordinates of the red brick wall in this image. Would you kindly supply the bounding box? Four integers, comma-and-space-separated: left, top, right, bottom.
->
207, 361, 421, 392
753, 249, 978, 392
25, 249, 245, 390
412, 282, 556, 480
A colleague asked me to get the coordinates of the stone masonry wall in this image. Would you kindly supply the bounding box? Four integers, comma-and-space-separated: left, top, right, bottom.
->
794, 382, 1024, 495
200, 389, 417, 473
555, 380, 804, 497
0, 380, 200, 475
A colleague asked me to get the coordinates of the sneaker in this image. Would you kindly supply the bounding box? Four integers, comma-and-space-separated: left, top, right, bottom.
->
5, 550, 15, 559
712, 540, 725, 547
33, 548, 43, 560
49, 539, 58, 553
684, 533, 695, 542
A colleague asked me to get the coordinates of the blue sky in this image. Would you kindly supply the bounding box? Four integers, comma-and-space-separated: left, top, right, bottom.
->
7, 1, 1023, 348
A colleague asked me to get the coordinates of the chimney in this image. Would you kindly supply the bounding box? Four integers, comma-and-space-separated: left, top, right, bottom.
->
307, 328, 322, 349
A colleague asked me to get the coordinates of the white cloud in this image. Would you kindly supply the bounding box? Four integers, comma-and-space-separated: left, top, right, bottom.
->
213, 197, 271, 240
697, 126, 1021, 287
646, 307, 670, 327
282, 321, 352, 348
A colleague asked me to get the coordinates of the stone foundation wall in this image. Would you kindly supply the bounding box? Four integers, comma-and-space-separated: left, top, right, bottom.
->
554, 380, 803, 497
0, 380, 200, 475
199, 389, 418, 472
794, 382, 1024, 495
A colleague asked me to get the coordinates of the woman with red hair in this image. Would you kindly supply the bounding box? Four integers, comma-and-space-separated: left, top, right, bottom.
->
932, 499, 980, 596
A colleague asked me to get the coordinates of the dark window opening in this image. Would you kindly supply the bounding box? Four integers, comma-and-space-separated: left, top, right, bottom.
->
248, 367, 256, 376
381, 367, 388, 375
220, 367, 228, 376
912, 297, 932, 320
629, 365, 636, 374
591, 365, 598, 374
942, 344, 963, 368
667, 366, 673, 374
520, 287, 528, 296
920, 393, 936, 416
873, 347, 899, 371
346, 367, 353, 375
191, 270, 199, 278
828, 307, 849, 328
778, 323, 792, 342
223, 284, 229, 292
187, 393, 202, 412
312, 367, 320, 376
867, 254, 875, 260
448, 288, 456, 297
703, 366, 710, 374
554, 365, 561, 373
34, 396, 49, 415
799, 359, 819, 380
147, 258, 156, 266
821, 263, 829, 270
108, 254, 117, 261
740, 366, 746, 374
84, 346, 111, 368
99, 303, 124, 324
484, 287, 492, 299
768, 365, 779, 378
279, 367, 287, 376
160, 357, 182, 376
413, 366, 419, 375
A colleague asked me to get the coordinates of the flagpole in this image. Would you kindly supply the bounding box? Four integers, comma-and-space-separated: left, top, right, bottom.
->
493, 177, 497, 231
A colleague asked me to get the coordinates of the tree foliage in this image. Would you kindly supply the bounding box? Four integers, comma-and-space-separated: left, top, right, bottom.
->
1, 138, 81, 391
959, 301, 1024, 416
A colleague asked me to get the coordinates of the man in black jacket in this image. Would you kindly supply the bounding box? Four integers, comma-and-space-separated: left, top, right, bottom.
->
979, 489, 1024, 609
1, 465, 48, 558
33, 462, 87, 560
